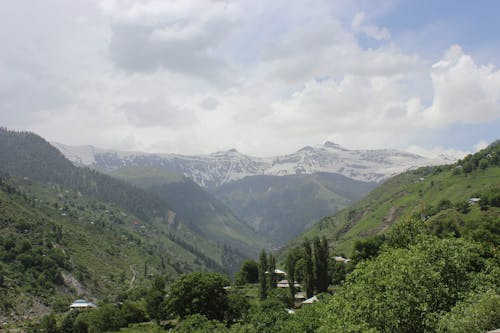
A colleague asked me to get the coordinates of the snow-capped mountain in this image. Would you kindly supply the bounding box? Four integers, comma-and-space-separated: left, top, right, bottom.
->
53, 141, 454, 188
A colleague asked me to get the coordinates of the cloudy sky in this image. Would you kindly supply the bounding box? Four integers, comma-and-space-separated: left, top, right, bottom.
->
1, 0, 499, 157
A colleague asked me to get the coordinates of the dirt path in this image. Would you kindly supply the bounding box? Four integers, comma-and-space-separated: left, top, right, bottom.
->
127, 265, 137, 291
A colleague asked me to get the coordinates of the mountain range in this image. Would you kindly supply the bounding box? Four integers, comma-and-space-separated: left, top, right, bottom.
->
53, 141, 453, 188
53, 141, 455, 246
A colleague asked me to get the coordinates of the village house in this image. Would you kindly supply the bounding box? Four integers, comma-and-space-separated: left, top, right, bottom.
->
69, 299, 96, 310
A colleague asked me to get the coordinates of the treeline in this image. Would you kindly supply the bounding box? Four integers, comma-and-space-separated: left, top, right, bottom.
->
0, 128, 168, 221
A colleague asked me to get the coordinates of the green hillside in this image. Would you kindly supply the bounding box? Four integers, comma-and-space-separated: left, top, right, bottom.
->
0, 173, 211, 323
111, 166, 266, 270
285, 141, 500, 256
0, 129, 258, 275
214, 173, 377, 246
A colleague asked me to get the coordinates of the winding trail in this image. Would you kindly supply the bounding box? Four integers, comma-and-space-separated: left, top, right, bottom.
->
127, 265, 137, 291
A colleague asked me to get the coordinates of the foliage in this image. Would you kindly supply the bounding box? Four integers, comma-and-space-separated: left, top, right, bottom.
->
166, 272, 230, 321
173, 314, 229, 333
285, 251, 297, 298
436, 289, 500, 333
302, 238, 314, 298
352, 234, 386, 262
225, 292, 251, 323
145, 276, 167, 324
313, 236, 329, 293
258, 250, 268, 300
235, 259, 258, 286
320, 236, 487, 332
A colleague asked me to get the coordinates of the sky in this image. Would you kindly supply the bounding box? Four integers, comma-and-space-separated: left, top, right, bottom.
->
1, 0, 499, 158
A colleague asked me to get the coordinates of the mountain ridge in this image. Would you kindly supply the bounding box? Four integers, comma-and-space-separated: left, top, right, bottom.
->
53, 141, 454, 188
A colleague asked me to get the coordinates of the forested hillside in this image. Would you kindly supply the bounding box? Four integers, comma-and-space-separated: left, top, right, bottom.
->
286, 141, 500, 256
214, 173, 377, 245
110, 166, 265, 259
0, 173, 210, 323
0, 129, 258, 275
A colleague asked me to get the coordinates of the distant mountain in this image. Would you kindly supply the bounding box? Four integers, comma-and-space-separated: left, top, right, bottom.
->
110, 166, 266, 258
283, 141, 500, 257
214, 173, 378, 246
53, 141, 452, 249
53, 141, 452, 188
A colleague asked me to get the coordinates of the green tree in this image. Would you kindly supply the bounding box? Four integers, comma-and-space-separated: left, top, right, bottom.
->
39, 313, 58, 333
303, 238, 314, 298
268, 253, 277, 289
166, 272, 230, 321
145, 276, 166, 324
235, 259, 259, 285
120, 300, 147, 324
174, 314, 228, 333
226, 292, 251, 323
320, 237, 484, 332
436, 289, 500, 333
314, 236, 329, 293
59, 311, 78, 333
352, 234, 386, 262
285, 251, 297, 299
258, 249, 268, 300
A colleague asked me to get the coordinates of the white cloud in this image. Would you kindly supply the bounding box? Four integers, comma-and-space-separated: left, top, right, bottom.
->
424, 45, 500, 126
0, 1, 498, 157
473, 140, 489, 152
352, 12, 391, 41
406, 145, 469, 160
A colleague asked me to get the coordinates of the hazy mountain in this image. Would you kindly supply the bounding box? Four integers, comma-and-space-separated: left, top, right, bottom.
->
53, 141, 452, 188
214, 173, 378, 246
110, 166, 266, 257
53, 141, 452, 248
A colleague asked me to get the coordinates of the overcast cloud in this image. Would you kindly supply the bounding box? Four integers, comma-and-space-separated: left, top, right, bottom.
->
0, 0, 499, 156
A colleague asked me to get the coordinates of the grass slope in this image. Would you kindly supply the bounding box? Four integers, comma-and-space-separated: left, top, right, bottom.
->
285, 142, 500, 256
0, 175, 209, 323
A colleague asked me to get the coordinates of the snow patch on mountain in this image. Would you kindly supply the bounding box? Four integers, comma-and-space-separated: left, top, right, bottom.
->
52, 142, 456, 188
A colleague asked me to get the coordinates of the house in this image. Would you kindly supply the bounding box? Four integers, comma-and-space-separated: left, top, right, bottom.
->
277, 279, 289, 288
294, 291, 307, 302
468, 197, 481, 204
301, 295, 319, 305
70, 299, 96, 310
265, 268, 287, 278
277, 279, 301, 288
334, 256, 351, 264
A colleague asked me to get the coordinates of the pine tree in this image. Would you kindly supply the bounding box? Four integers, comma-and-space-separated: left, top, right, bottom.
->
259, 249, 268, 299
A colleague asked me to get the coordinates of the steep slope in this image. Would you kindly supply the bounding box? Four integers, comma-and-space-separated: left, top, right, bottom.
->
214, 173, 377, 246
0, 173, 210, 323
285, 141, 500, 256
110, 166, 266, 257
53, 141, 450, 188
0, 128, 253, 276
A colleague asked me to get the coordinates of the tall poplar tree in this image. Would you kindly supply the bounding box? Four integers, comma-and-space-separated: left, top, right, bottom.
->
314, 236, 330, 293
268, 253, 277, 289
303, 238, 314, 298
259, 249, 268, 299
286, 251, 297, 299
